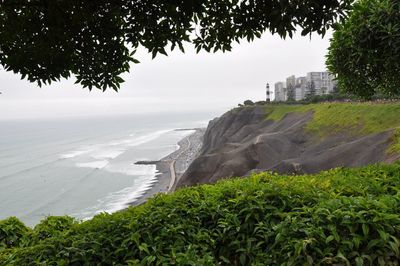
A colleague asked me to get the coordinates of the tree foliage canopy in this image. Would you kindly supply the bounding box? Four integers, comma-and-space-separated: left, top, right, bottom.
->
327, 0, 400, 99
0, 0, 353, 91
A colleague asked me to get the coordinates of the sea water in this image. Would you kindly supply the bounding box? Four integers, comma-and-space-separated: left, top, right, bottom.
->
0, 111, 215, 226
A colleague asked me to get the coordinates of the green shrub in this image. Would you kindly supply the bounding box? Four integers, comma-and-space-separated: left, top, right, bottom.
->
0, 217, 31, 251
243, 100, 255, 106
327, 0, 400, 99
31, 216, 76, 242
1, 163, 400, 264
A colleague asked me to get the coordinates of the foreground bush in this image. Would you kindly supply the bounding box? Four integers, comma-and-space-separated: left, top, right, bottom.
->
1, 163, 400, 265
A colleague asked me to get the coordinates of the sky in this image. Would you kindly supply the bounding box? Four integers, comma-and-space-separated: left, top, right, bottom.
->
0, 31, 332, 120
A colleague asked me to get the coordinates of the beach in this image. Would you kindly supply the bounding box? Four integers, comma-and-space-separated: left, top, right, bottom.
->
132, 128, 205, 206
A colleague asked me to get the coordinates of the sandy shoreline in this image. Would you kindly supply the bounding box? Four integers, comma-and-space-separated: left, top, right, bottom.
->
131, 128, 205, 206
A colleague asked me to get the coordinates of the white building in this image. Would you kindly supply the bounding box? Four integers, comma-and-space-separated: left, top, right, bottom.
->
274, 71, 337, 102
274, 82, 286, 101
306, 72, 337, 95
295, 77, 307, 101
286, 75, 296, 88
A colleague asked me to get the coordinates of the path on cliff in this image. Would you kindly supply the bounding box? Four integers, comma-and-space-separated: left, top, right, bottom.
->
167, 160, 176, 192
167, 136, 191, 192
255, 118, 309, 144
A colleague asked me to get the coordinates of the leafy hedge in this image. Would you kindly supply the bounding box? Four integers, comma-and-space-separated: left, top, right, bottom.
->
2, 163, 400, 265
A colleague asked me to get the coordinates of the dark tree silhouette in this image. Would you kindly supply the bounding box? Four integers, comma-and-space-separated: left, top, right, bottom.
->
243, 100, 255, 106
306, 81, 316, 98
0, 0, 354, 91
286, 84, 296, 102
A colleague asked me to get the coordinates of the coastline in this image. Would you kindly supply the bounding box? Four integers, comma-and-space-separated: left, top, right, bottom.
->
131, 128, 205, 206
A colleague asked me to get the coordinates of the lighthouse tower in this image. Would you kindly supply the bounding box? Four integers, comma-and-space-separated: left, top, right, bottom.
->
266, 83, 271, 102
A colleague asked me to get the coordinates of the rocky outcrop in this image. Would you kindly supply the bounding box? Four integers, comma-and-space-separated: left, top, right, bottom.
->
177, 106, 395, 187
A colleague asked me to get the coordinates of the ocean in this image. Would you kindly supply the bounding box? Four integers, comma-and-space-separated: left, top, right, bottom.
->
0, 111, 216, 226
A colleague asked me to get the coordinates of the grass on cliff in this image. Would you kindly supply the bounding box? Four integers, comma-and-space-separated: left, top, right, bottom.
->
265, 102, 400, 153
2, 163, 400, 265
265, 102, 400, 136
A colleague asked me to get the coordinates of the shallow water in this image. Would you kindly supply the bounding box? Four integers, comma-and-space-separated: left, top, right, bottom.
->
0, 111, 215, 226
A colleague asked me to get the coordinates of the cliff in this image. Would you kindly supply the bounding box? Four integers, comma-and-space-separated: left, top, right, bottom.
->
178, 103, 400, 187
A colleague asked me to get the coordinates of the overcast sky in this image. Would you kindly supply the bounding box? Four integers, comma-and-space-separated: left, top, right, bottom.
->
0, 31, 332, 120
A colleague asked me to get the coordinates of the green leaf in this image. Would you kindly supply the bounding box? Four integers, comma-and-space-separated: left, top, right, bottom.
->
355, 257, 364, 266
362, 224, 369, 236
326, 235, 335, 243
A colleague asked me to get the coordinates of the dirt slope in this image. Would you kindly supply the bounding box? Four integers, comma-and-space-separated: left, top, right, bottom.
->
178, 105, 396, 187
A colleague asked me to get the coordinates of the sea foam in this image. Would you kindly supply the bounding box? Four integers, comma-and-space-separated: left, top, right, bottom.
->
60, 129, 171, 161
76, 160, 109, 169
59, 149, 92, 159
78, 165, 157, 219
90, 150, 125, 160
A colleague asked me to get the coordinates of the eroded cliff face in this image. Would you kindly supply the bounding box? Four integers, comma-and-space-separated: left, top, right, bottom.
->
177, 106, 395, 187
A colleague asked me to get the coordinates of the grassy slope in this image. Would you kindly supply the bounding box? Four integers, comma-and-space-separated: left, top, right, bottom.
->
266, 102, 400, 135
266, 102, 400, 153
2, 163, 400, 265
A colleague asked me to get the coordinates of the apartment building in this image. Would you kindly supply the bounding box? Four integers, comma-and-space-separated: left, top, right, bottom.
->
306, 72, 337, 95
274, 71, 337, 102
274, 82, 286, 101
295, 77, 307, 101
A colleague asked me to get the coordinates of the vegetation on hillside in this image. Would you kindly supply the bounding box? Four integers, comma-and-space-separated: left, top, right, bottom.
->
388, 128, 400, 155
327, 0, 400, 98
265, 102, 400, 138
1, 163, 400, 264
